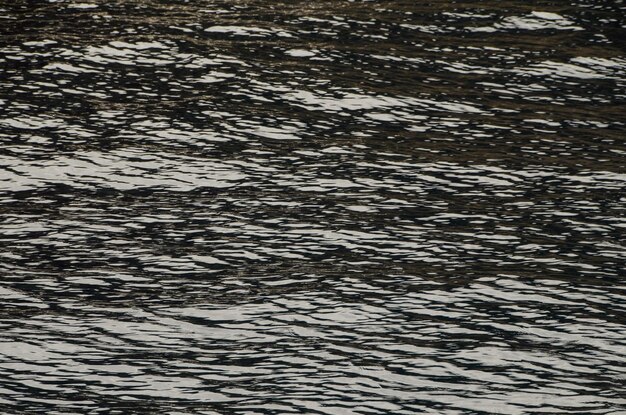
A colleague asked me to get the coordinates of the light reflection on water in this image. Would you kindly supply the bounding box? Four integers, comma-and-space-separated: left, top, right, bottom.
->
0, 1, 625, 414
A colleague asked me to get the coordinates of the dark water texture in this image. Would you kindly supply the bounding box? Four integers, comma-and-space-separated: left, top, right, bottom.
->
1, 1, 626, 414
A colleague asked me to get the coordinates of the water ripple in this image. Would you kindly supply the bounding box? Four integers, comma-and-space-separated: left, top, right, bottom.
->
0, 1, 625, 414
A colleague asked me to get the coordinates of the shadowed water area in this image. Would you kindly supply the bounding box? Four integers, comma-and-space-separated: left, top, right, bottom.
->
1, 0, 626, 414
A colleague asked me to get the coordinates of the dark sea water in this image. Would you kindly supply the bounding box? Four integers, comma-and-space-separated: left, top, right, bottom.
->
1, 1, 626, 414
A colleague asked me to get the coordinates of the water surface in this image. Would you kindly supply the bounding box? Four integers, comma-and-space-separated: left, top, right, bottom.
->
1, 1, 625, 414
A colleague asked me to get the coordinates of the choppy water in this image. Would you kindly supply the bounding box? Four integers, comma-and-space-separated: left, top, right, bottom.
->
1, 1, 626, 414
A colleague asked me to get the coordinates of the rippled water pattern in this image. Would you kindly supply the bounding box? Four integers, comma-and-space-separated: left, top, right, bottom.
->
1, 1, 626, 414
